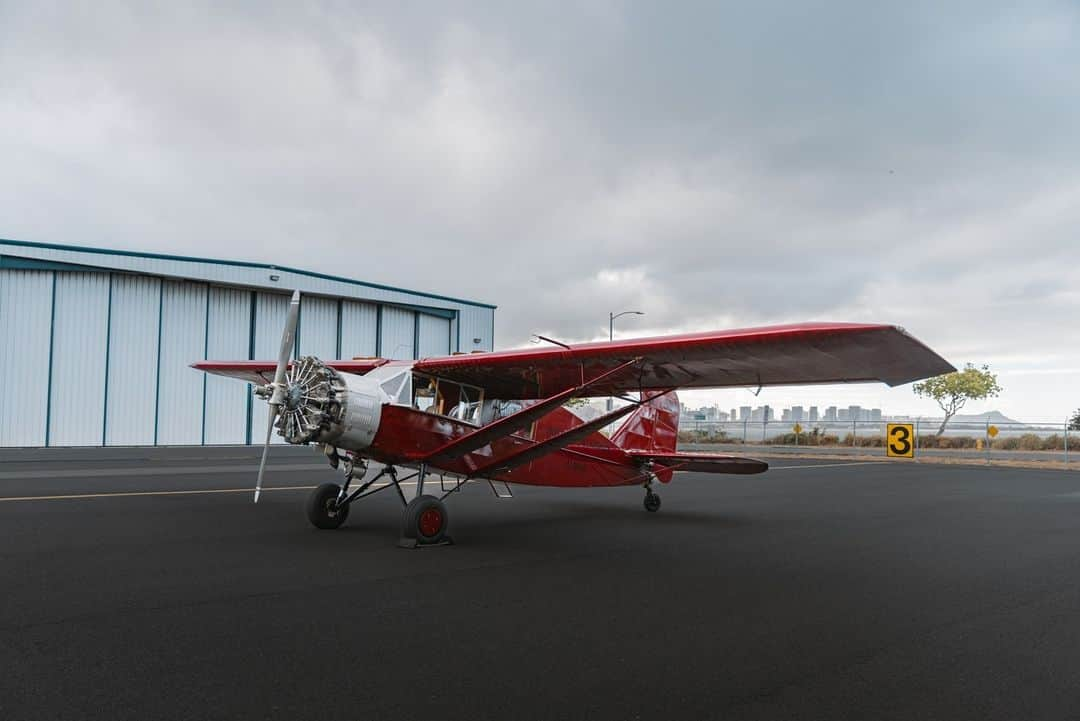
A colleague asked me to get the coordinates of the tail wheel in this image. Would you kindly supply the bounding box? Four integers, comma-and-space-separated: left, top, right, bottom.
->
307, 483, 349, 529
402, 495, 449, 544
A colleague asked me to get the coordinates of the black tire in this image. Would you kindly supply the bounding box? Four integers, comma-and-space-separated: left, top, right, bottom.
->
402, 495, 449, 544
307, 483, 349, 529
644, 492, 661, 513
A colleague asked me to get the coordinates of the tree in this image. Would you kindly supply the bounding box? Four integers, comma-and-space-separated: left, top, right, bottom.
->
913, 363, 1002, 436
1070, 409, 1080, 432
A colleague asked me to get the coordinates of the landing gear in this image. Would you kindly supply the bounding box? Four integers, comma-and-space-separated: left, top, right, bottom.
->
305, 459, 460, 545
307, 482, 350, 529
643, 491, 662, 513
399, 495, 452, 548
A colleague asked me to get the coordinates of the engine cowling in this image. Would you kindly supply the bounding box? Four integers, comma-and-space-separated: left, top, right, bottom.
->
275, 356, 383, 450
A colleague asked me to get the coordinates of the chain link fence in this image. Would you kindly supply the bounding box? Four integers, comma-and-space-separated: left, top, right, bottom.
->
678, 418, 1073, 466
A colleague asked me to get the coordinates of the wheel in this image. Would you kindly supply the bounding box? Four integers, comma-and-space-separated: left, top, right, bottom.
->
307, 483, 349, 529
643, 492, 661, 513
402, 495, 449, 544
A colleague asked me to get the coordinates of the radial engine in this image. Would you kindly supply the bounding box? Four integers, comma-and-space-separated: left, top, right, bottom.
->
256, 356, 384, 449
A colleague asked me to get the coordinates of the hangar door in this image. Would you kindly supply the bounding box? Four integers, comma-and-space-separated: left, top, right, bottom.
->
417, 314, 451, 358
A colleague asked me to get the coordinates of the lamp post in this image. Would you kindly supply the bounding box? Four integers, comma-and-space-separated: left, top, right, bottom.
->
607, 310, 644, 411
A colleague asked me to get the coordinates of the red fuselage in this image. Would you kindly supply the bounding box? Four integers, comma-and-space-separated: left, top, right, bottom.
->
360, 393, 681, 487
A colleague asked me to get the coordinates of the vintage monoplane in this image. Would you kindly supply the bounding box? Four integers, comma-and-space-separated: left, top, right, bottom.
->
194, 291, 952, 546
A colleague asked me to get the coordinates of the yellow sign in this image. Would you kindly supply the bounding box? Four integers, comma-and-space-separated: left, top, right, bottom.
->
987, 425, 999, 438
886, 423, 915, 458
793, 423, 803, 434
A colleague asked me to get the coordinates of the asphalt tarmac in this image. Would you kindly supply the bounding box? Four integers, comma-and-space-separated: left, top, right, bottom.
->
3, 447, 1080, 720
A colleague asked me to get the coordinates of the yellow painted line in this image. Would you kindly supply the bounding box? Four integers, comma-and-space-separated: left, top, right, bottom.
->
0, 480, 440, 503
0, 485, 318, 502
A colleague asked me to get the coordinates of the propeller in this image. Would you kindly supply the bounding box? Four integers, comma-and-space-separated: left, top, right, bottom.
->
254, 290, 301, 503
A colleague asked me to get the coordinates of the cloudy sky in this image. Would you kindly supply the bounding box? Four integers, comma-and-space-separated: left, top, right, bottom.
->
2, 2, 1078, 420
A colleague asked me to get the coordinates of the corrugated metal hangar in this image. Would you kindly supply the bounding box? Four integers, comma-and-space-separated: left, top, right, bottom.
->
0, 238, 496, 448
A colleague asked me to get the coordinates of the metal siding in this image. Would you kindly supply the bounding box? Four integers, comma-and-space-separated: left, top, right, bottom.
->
340, 300, 377, 358
157, 280, 207, 445
380, 307, 416, 360
418, 314, 451, 358
105, 275, 161, 445
253, 292, 289, 445
203, 287, 250, 444
48, 272, 110, 445
253, 292, 289, 359
0, 269, 52, 446
298, 296, 337, 358
458, 307, 494, 352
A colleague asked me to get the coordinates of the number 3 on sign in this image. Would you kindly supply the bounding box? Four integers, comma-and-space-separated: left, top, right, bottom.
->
887, 423, 915, 458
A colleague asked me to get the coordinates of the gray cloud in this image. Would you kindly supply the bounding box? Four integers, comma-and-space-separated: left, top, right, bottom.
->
2, 1, 1078, 417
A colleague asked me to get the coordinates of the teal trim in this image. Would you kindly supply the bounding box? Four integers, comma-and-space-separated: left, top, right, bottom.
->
294, 301, 301, 357
335, 299, 343, 358
44, 272, 57, 446
153, 278, 164, 446
0, 237, 497, 309
0, 255, 105, 273
412, 313, 420, 360
375, 305, 383, 357
201, 284, 210, 446
101, 273, 114, 446
490, 313, 495, 351
245, 290, 256, 445
455, 311, 460, 353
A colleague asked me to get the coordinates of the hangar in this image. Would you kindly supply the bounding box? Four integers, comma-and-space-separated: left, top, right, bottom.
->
0, 238, 495, 448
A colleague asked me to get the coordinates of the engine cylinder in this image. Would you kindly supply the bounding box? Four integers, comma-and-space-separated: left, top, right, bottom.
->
275, 356, 384, 450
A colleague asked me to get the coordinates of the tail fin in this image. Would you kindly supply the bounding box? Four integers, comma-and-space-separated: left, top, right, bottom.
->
610, 391, 679, 454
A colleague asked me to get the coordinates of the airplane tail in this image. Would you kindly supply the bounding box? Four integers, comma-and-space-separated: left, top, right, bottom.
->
609, 390, 680, 454
610, 391, 768, 482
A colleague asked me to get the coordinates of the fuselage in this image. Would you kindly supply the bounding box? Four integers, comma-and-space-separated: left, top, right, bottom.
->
365, 403, 648, 487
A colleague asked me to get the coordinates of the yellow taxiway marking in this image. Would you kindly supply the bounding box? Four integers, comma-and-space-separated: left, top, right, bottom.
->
0, 485, 317, 502
0, 481, 435, 503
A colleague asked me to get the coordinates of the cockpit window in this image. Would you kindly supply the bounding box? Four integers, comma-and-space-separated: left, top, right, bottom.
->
412, 376, 437, 412
412, 373, 485, 425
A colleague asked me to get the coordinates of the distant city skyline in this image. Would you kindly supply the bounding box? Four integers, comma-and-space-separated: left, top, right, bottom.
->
681, 402, 884, 424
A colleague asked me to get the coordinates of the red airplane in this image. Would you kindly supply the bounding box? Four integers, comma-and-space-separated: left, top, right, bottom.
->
194, 291, 953, 547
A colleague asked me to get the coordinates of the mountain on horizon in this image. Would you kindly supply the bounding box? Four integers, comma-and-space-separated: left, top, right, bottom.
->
949, 410, 1020, 424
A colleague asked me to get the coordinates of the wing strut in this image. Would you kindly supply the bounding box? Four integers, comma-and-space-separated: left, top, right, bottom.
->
417, 358, 643, 465
467, 389, 675, 477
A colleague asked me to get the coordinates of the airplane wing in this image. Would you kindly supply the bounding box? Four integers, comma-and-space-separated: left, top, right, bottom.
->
413, 322, 954, 399
193, 358, 389, 385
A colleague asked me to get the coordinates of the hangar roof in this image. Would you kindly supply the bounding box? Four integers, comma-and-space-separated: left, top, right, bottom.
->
0, 237, 496, 312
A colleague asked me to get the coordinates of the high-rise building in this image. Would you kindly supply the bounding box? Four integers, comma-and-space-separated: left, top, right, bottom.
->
782, 408, 792, 422
825, 406, 838, 422
740, 406, 752, 421
870, 408, 882, 422
791, 406, 804, 423
809, 406, 819, 422
849, 405, 863, 422
838, 408, 850, 421
730, 408, 737, 422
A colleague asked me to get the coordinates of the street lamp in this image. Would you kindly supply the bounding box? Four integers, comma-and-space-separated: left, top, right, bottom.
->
609, 310, 644, 343
607, 311, 644, 411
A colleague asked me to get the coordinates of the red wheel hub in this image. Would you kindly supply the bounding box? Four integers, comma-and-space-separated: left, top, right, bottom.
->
418, 508, 444, 537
